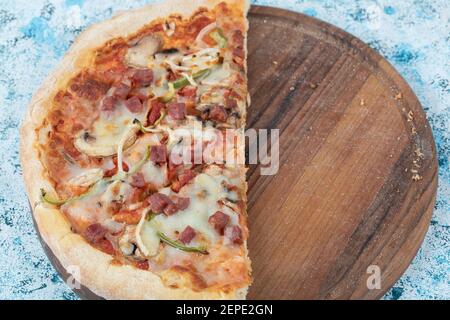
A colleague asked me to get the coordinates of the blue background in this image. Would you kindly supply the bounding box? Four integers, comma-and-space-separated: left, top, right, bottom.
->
0, 0, 448, 300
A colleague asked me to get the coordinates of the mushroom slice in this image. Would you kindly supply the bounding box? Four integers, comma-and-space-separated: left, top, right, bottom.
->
125, 35, 162, 68
67, 168, 104, 188
74, 126, 138, 157
119, 225, 138, 256
135, 211, 160, 257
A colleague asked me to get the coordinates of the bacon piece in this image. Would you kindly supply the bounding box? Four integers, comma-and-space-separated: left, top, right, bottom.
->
163, 197, 190, 216
113, 210, 141, 224
226, 225, 243, 245
84, 223, 107, 244
208, 211, 230, 235
70, 78, 108, 101
130, 172, 146, 188
147, 192, 172, 213
171, 170, 196, 193
163, 203, 179, 216
178, 86, 197, 97
129, 69, 153, 87
111, 82, 131, 100
150, 145, 167, 164
167, 102, 186, 120
148, 100, 164, 125
104, 158, 129, 177
135, 260, 149, 270
179, 226, 196, 244
167, 71, 182, 82
176, 197, 190, 210
101, 96, 118, 111
209, 105, 228, 122
124, 96, 143, 113
225, 97, 238, 110
97, 238, 115, 255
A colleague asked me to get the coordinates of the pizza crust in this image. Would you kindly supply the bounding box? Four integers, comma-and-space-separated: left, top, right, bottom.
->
20, 0, 250, 300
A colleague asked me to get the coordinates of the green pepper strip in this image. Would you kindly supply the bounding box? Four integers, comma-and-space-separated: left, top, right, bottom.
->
157, 231, 208, 255
126, 146, 151, 176
133, 113, 165, 134
40, 188, 68, 206
40, 181, 104, 206
172, 68, 211, 90
161, 82, 175, 103
209, 28, 228, 48
41, 146, 151, 207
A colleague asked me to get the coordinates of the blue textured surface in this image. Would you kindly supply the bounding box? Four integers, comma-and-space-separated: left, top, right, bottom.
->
0, 0, 448, 300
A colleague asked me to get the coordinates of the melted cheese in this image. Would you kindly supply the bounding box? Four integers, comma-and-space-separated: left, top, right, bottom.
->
146, 171, 239, 247
74, 101, 148, 157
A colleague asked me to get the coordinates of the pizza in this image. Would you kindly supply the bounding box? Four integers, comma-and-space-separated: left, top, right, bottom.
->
20, 0, 251, 299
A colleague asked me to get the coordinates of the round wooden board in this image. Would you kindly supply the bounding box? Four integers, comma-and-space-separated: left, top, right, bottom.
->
33, 5, 437, 300
246, 6, 437, 299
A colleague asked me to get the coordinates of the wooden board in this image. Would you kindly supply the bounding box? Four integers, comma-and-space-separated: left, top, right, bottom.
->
246, 6, 437, 299
33, 6, 438, 300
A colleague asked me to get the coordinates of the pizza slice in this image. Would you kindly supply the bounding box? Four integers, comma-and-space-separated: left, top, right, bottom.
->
20, 0, 251, 299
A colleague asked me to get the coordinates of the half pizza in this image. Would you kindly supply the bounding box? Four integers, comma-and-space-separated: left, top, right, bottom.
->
20, 0, 251, 299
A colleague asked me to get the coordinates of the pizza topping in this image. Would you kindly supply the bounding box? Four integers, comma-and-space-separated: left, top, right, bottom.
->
104, 157, 129, 177
225, 225, 243, 245
150, 145, 168, 164
130, 172, 146, 188
136, 212, 160, 257
40, 188, 68, 206
171, 68, 211, 90
178, 86, 197, 97
128, 68, 154, 87
209, 28, 228, 48
70, 77, 109, 101
111, 82, 131, 100
67, 168, 104, 188
208, 211, 230, 235
74, 124, 138, 158
113, 209, 142, 224
147, 100, 165, 125
167, 102, 186, 120
171, 169, 196, 192
195, 22, 217, 46
84, 223, 107, 243
147, 192, 172, 213
124, 96, 143, 113
157, 231, 208, 254
179, 226, 196, 244
125, 35, 161, 68
161, 82, 176, 103
208, 105, 228, 122
101, 96, 118, 112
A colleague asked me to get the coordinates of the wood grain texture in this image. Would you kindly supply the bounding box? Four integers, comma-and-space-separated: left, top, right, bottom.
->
34, 6, 438, 300
246, 6, 437, 299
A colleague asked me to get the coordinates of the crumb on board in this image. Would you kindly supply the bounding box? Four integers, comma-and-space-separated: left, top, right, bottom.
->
360, 98, 366, 106
395, 92, 403, 100
415, 148, 425, 159
273, 60, 278, 65
407, 110, 414, 122
412, 173, 422, 181
289, 86, 295, 91
309, 82, 318, 89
